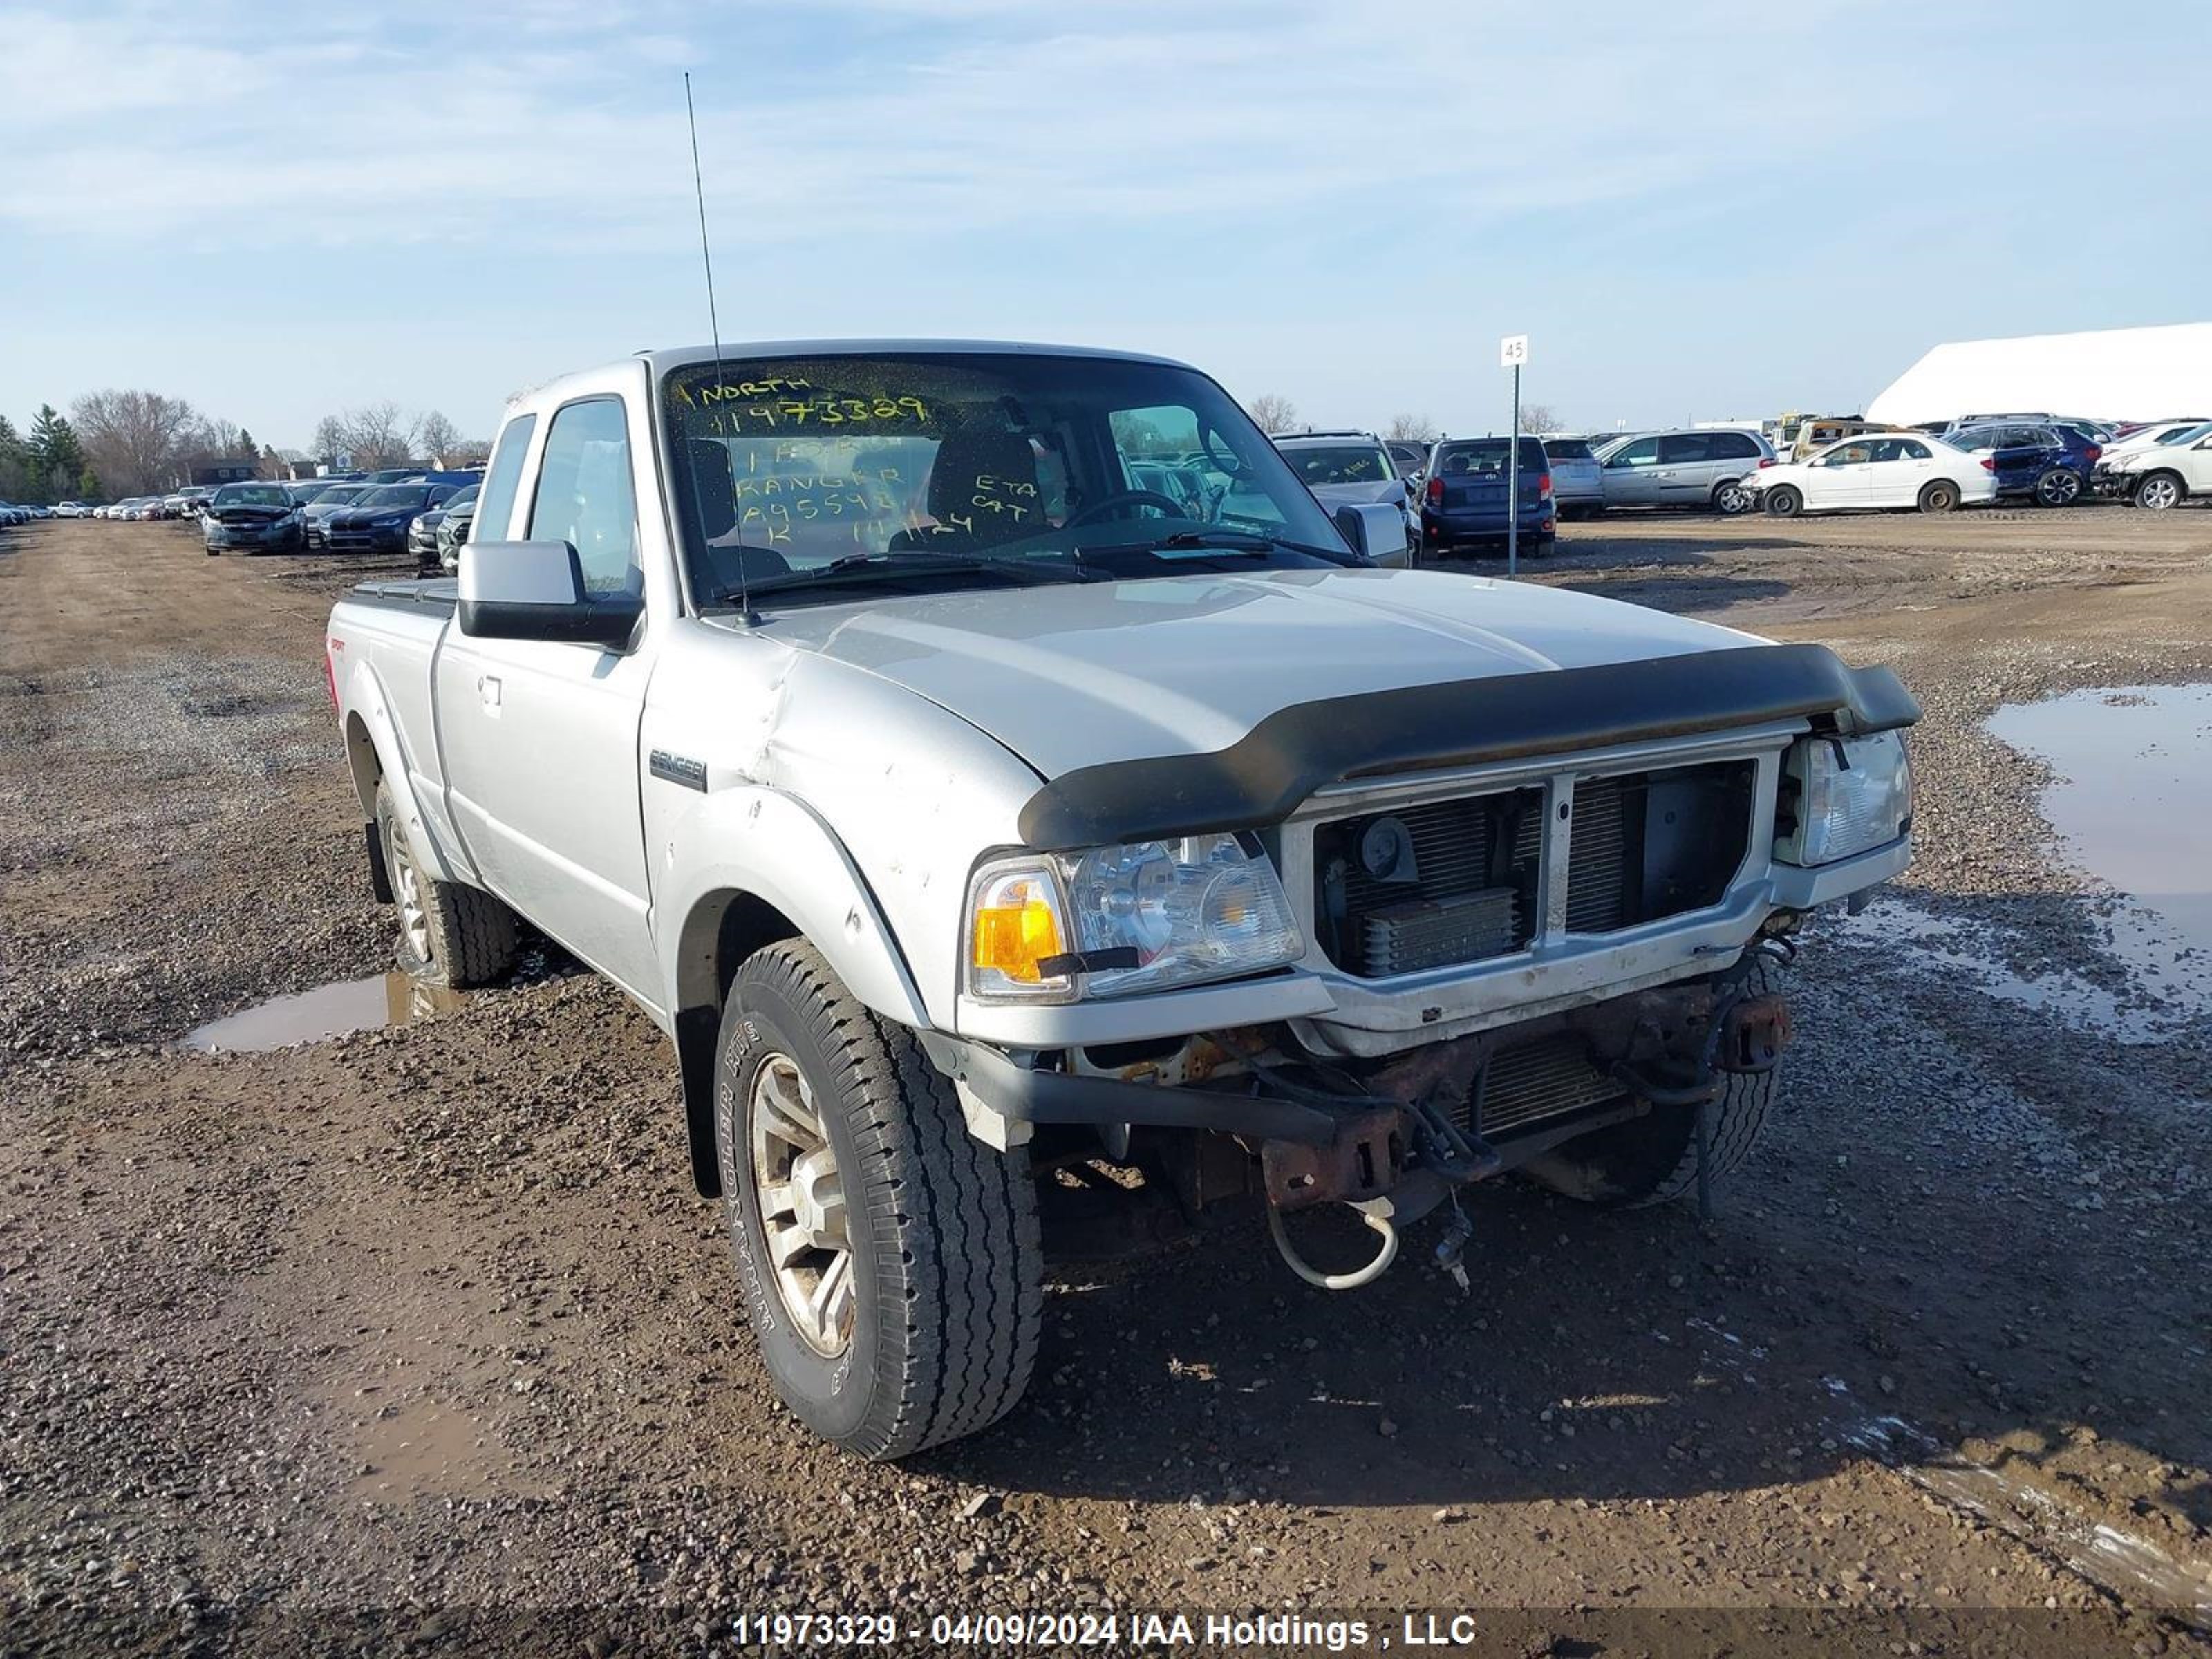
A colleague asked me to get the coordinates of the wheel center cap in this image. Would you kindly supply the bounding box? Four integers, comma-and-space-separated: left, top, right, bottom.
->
788, 1145, 845, 1248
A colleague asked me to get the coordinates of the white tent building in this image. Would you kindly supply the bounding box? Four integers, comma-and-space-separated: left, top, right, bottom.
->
1865, 322, 2212, 426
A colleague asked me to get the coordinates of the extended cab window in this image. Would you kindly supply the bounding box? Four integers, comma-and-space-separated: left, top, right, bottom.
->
474, 414, 536, 545
529, 400, 639, 596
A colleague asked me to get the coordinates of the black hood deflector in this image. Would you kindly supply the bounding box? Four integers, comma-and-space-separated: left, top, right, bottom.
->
1015, 642, 1918, 850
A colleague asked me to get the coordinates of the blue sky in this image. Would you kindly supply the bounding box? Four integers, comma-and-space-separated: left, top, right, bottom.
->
3, 0, 2206, 449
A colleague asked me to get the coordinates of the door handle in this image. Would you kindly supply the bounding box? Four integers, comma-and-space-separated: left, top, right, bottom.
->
478, 674, 502, 711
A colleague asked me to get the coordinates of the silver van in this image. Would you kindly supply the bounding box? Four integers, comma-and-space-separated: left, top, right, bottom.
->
1596, 428, 1775, 514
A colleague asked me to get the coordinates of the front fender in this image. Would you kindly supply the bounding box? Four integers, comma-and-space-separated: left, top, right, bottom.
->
659, 785, 929, 1031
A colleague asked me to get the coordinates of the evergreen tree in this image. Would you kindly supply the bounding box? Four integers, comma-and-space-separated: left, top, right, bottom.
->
0, 415, 29, 500
28, 405, 86, 504
77, 463, 103, 503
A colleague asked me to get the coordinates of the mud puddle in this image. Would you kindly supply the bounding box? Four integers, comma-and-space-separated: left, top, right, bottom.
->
1989, 683, 2212, 955
1850, 684, 2212, 1039
182, 973, 465, 1053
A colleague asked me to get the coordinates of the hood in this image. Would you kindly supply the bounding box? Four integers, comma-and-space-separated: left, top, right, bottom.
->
1306, 479, 1407, 507
746, 567, 1763, 777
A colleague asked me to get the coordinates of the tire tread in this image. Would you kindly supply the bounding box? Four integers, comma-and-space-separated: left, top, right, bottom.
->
735, 941, 1041, 1459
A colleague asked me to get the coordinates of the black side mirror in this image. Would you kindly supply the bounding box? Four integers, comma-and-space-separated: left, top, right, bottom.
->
458, 540, 642, 651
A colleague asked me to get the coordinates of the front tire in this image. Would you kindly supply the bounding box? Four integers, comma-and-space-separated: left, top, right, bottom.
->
1917, 479, 1959, 514
375, 782, 516, 986
2134, 471, 2185, 511
715, 941, 1042, 1459
1763, 485, 1803, 518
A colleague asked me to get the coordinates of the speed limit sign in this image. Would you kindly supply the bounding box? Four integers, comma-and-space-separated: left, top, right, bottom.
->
1499, 333, 1529, 368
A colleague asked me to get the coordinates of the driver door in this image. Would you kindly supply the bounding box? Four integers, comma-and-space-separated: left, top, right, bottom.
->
435, 393, 659, 997
1804, 442, 1875, 509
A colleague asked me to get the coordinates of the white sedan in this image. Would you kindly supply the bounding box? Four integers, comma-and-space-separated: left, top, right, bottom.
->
1745, 433, 1996, 517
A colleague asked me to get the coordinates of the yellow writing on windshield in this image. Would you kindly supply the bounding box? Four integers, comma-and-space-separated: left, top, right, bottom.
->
709, 395, 930, 431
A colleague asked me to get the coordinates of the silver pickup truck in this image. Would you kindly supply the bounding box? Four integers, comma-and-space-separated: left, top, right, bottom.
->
326, 339, 1918, 1459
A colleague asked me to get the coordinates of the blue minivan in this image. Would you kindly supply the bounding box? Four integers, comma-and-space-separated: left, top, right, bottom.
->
1420, 435, 1555, 556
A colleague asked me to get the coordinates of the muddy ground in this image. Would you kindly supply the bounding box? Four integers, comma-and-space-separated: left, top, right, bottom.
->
3, 508, 2211, 1657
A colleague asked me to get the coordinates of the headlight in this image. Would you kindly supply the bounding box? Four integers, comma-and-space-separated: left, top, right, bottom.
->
966, 833, 1303, 1002
1777, 731, 1913, 865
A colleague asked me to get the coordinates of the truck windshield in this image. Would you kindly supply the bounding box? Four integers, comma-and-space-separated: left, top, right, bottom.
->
661, 351, 1352, 606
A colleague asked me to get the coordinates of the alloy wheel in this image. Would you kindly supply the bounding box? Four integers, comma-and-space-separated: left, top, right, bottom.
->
749, 1053, 855, 1358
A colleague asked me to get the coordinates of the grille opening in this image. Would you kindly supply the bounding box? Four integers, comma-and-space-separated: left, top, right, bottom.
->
1564, 760, 1755, 934
1313, 787, 1544, 977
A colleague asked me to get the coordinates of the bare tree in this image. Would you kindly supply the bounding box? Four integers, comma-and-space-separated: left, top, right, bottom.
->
1385, 412, 1437, 443
415, 410, 462, 465
71, 389, 200, 495
1246, 393, 1300, 435
337, 403, 417, 470
447, 437, 493, 467
1515, 403, 1562, 435
309, 415, 347, 467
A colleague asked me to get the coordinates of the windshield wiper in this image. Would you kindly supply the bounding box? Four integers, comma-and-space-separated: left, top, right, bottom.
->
721, 551, 1104, 607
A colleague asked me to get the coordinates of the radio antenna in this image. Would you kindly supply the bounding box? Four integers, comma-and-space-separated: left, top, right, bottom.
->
684, 72, 756, 621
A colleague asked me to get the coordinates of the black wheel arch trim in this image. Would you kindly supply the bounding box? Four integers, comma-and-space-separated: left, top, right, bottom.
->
1015, 642, 1920, 849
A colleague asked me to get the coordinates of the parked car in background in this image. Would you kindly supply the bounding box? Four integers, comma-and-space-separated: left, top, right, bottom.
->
320, 480, 469, 554
202, 481, 308, 555
1537, 435, 1604, 518
2091, 420, 2212, 494
1595, 428, 1774, 514
1944, 422, 2097, 507
435, 487, 480, 574
301, 483, 374, 547
408, 482, 477, 569
2103, 426, 2212, 509
1274, 431, 1417, 542
1420, 435, 1554, 554
1746, 433, 1997, 517
0, 502, 26, 527
54, 501, 89, 518
1777, 415, 1886, 462
1386, 440, 1428, 478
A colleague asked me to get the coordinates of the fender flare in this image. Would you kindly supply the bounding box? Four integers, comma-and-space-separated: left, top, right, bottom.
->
337, 656, 466, 885
659, 787, 932, 1197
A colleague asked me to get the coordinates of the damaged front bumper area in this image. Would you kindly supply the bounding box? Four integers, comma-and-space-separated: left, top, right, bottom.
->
933, 941, 1794, 1230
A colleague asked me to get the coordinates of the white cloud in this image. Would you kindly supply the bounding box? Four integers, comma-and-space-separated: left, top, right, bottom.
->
0, 0, 1970, 250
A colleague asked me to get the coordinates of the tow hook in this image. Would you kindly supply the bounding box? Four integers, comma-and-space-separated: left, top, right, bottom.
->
1717, 993, 1792, 1073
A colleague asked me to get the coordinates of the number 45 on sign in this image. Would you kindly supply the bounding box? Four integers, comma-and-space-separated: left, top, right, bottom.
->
1499, 333, 1529, 368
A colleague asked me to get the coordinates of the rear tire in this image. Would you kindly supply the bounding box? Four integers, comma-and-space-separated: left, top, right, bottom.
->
375, 782, 516, 987
2034, 467, 2083, 508
1524, 962, 1783, 1209
2134, 471, 2185, 511
1763, 485, 1803, 518
1917, 479, 1959, 514
1713, 479, 1754, 515
715, 941, 1042, 1459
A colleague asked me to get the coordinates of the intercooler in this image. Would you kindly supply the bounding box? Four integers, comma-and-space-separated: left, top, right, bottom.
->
1463, 1034, 1626, 1139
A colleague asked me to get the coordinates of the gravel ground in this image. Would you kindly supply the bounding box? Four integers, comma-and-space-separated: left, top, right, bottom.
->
3, 510, 2210, 1658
